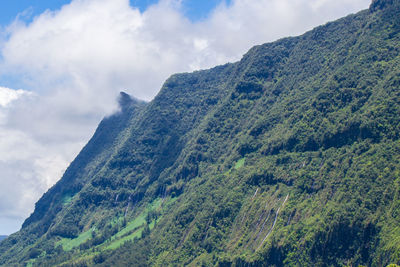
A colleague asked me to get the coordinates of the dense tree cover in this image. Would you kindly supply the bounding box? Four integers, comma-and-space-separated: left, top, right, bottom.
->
1, 0, 400, 266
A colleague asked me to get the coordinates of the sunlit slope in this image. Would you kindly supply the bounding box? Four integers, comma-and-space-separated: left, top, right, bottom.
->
1, 0, 400, 266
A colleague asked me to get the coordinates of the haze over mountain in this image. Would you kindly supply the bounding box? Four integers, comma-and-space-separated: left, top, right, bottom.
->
1, 0, 400, 266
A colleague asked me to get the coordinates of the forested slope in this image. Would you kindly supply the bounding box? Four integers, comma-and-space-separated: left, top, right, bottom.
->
0, 0, 400, 266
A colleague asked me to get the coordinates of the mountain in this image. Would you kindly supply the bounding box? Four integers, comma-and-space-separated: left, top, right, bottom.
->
0, 236, 7, 242
1, 0, 400, 266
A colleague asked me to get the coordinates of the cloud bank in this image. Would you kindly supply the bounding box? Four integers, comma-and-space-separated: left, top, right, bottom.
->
0, 0, 370, 234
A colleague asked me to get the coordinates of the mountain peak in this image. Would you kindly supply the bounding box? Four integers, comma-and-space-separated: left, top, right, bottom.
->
118, 91, 147, 110
118, 91, 133, 107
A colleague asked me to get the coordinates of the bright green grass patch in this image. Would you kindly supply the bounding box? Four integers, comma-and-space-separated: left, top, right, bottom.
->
57, 228, 94, 251
224, 158, 246, 176
58, 198, 165, 253
149, 219, 156, 230
234, 158, 245, 169
105, 220, 157, 250
114, 198, 162, 239
103, 199, 163, 250
62, 194, 73, 206
115, 213, 146, 239
105, 228, 143, 250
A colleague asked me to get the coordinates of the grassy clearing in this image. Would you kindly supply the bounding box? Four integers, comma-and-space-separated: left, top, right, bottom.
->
115, 198, 162, 238
105, 219, 158, 250
56, 198, 165, 254
115, 214, 146, 239
105, 228, 143, 250
57, 228, 94, 251
234, 158, 245, 169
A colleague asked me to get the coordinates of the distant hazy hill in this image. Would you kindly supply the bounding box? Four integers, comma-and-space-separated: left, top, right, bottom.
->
0, 0, 399, 266
0, 236, 6, 242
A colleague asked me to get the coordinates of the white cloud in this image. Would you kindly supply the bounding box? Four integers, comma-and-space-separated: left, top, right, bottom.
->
0, 127, 73, 234
0, 86, 30, 107
0, 0, 370, 234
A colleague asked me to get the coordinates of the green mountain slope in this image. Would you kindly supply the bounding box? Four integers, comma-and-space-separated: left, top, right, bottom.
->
1, 0, 400, 266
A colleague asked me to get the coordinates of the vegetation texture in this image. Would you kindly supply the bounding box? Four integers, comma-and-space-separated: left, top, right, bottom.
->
1, 0, 400, 266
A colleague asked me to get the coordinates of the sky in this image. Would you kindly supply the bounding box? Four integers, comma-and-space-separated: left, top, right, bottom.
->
0, 0, 371, 235
0, 0, 232, 25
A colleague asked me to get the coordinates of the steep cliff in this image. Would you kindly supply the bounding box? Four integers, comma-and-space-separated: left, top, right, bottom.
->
1, 0, 400, 266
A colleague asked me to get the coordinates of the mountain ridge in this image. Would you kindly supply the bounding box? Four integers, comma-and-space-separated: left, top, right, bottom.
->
1, 0, 400, 266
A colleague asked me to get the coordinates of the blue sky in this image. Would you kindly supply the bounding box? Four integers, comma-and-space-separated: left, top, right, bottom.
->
0, 0, 72, 25
0, 0, 231, 26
